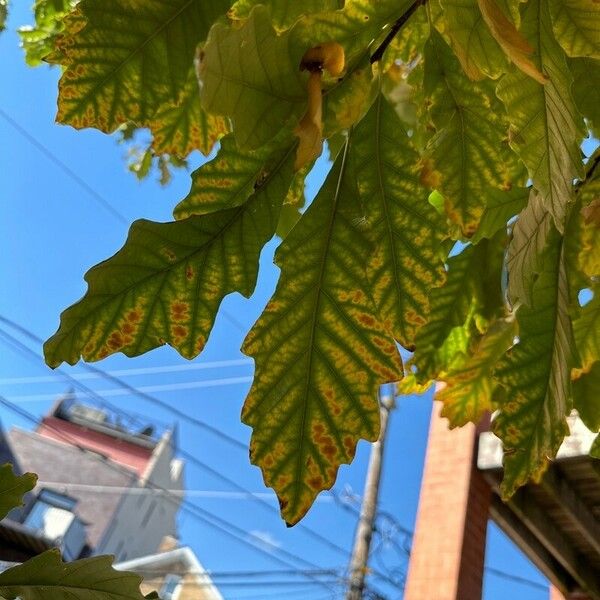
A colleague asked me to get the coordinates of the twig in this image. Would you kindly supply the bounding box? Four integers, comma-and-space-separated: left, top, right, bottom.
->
370, 0, 427, 64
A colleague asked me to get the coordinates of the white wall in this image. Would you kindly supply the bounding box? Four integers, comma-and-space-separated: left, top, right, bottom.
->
96, 431, 184, 561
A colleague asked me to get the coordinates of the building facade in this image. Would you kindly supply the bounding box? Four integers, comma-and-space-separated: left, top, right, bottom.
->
3, 392, 183, 562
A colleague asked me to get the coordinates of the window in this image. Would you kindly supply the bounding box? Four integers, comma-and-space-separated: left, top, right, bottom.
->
160, 574, 182, 600
25, 489, 77, 531
38, 489, 77, 511
24, 488, 86, 560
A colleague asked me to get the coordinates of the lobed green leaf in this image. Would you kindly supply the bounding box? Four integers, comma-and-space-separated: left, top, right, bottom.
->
242, 138, 402, 525
0, 464, 36, 521
0, 550, 146, 600
44, 144, 296, 366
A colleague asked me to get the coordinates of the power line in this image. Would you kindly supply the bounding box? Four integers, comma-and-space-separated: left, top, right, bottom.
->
7, 376, 254, 402
34, 482, 335, 502
0, 109, 250, 336
0, 107, 128, 226
0, 320, 401, 593
0, 315, 248, 451
484, 566, 548, 592
0, 322, 352, 559
0, 358, 252, 385
0, 394, 340, 594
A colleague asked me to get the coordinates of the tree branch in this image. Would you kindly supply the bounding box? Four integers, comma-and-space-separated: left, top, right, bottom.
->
370, 0, 427, 64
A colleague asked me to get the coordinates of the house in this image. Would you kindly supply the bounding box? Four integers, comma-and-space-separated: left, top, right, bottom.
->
115, 536, 223, 600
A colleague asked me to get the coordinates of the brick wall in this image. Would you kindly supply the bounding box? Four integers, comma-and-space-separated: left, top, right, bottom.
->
404, 401, 491, 600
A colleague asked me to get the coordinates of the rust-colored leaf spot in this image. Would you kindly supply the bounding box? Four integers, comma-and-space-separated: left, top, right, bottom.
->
127, 310, 141, 323
358, 313, 376, 327
171, 301, 189, 321
185, 265, 195, 280
308, 476, 324, 490
171, 325, 188, 339
107, 331, 124, 350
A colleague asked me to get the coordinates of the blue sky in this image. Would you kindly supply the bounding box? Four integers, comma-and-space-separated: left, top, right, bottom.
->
0, 4, 549, 599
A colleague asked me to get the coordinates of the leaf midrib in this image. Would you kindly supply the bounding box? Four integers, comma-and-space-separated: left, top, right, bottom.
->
288, 136, 352, 516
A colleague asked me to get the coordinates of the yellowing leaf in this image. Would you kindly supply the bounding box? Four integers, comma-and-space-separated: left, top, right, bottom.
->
573, 291, 600, 372
573, 361, 600, 431
200, 6, 306, 148
494, 234, 575, 497
294, 72, 324, 170
438, 318, 516, 427
241, 139, 402, 526
147, 68, 228, 158
471, 186, 529, 244
55, 0, 230, 132
423, 30, 515, 237
412, 238, 505, 381
549, 0, 600, 59
174, 134, 281, 219
436, 0, 509, 79
570, 57, 600, 137
477, 0, 547, 84
352, 94, 447, 348
300, 41, 345, 78
497, 0, 586, 233
294, 42, 346, 169
44, 145, 296, 367
228, 0, 344, 30
506, 191, 553, 306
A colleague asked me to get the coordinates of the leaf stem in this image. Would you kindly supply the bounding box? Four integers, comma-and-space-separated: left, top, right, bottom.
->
370, 0, 427, 64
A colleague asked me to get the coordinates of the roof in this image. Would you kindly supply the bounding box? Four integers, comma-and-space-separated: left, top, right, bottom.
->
478, 414, 600, 599
0, 519, 54, 562
7, 428, 136, 548
115, 546, 223, 600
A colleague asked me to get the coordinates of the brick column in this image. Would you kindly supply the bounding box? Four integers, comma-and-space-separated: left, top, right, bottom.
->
404, 401, 491, 600
550, 586, 592, 600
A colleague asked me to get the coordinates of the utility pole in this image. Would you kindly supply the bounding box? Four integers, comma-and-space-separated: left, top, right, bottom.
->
346, 384, 396, 600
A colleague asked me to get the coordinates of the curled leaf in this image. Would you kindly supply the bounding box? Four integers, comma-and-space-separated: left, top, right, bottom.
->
477, 0, 548, 84
294, 42, 345, 169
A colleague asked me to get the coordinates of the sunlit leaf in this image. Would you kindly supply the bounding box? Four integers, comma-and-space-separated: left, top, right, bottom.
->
200, 6, 306, 148
573, 291, 600, 372
471, 186, 529, 244
242, 139, 403, 525
0, 550, 146, 600
549, 0, 600, 59
436, 0, 510, 79
44, 144, 296, 366
438, 318, 516, 427
497, 0, 585, 233
18, 0, 77, 66
0, 464, 36, 521
411, 237, 505, 381
294, 0, 417, 67
573, 361, 600, 431
147, 68, 228, 159
506, 191, 553, 306
55, 0, 229, 132
477, 0, 547, 83
352, 93, 447, 348
174, 134, 280, 219
423, 30, 515, 237
570, 57, 600, 137
494, 233, 575, 497
228, 0, 344, 30
0, 0, 7, 32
